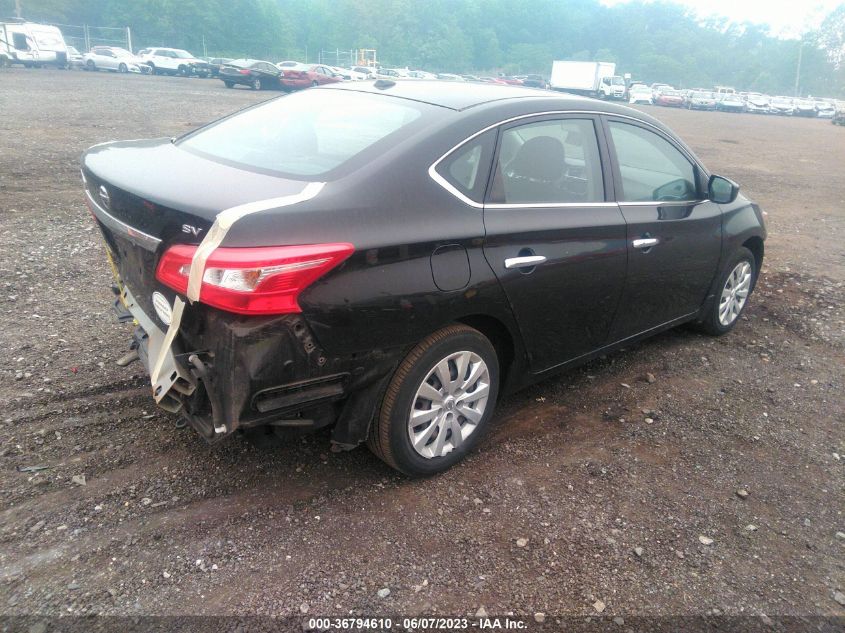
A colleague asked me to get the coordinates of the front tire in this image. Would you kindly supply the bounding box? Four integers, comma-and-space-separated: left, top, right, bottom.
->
86, 60, 96, 71
224, 80, 234, 88
696, 247, 757, 336
368, 324, 499, 476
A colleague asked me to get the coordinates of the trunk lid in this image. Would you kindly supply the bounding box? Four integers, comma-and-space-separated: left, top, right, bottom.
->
82, 137, 314, 318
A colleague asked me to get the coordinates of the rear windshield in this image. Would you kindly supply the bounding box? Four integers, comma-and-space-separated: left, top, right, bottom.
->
178, 89, 426, 178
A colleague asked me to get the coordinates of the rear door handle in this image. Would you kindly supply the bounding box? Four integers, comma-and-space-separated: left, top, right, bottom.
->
504, 255, 547, 269
632, 238, 659, 249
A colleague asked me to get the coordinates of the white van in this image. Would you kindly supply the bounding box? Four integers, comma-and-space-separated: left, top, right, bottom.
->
0, 20, 68, 68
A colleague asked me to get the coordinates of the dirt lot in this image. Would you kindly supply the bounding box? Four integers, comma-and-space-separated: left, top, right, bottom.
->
0, 70, 843, 626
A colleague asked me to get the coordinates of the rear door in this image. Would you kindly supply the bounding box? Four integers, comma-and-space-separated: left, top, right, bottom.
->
481, 115, 628, 372
603, 117, 722, 340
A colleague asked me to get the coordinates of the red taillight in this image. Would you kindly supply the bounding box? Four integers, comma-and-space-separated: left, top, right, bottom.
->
238, 69, 251, 75
156, 243, 354, 315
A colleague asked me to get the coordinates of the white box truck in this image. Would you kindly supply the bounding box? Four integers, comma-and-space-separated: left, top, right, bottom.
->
0, 19, 69, 68
550, 61, 622, 98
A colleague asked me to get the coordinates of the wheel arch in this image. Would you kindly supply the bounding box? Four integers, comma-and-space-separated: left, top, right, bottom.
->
454, 313, 519, 396
742, 235, 764, 281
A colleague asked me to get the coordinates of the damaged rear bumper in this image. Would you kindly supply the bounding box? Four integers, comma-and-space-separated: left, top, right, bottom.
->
114, 280, 398, 447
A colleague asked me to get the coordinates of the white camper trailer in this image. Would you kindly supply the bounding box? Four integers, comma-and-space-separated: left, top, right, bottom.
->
0, 19, 69, 68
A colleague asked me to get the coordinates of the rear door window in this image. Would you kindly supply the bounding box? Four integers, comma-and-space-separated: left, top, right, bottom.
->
489, 118, 605, 204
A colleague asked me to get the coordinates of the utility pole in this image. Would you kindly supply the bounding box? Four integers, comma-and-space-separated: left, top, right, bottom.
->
15, 0, 22, 18
794, 39, 804, 98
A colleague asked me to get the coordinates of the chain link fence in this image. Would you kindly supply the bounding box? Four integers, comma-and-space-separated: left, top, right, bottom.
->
51, 23, 130, 53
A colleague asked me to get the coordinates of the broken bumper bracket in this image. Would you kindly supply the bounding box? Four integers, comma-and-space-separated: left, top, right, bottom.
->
119, 285, 197, 412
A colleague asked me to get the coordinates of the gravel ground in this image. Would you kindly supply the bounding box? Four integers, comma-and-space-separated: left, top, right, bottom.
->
0, 69, 843, 627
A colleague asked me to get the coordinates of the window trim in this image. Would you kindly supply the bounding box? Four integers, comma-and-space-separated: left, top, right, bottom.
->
600, 115, 708, 204
428, 110, 708, 209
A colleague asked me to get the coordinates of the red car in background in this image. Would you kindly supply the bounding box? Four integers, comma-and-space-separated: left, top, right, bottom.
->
277, 63, 342, 90
498, 75, 524, 86
654, 89, 685, 107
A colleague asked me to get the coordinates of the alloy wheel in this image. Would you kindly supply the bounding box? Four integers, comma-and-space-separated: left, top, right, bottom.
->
408, 351, 490, 459
719, 261, 752, 326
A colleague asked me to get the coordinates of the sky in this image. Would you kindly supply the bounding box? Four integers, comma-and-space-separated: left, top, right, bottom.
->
600, 0, 844, 38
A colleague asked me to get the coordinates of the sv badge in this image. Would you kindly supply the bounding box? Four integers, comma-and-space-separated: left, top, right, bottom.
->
182, 224, 203, 237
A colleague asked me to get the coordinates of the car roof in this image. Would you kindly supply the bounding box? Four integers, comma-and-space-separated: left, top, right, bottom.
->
326, 80, 600, 111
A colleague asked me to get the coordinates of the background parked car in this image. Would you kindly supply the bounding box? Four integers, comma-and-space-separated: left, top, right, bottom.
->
327, 66, 363, 80
436, 73, 464, 81
351, 65, 376, 79
521, 74, 548, 89
278, 63, 342, 90
654, 88, 684, 107
793, 98, 818, 117
685, 90, 717, 110
138, 47, 210, 77
745, 94, 771, 114
717, 92, 746, 113
378, 67, 409, 79
408, 69, 436, 79
833, 101, 845, 125
816, 100, 835, 118
219, 59, 281, 90
206, 57, 232, 77
628, 84, 653, 104
66, 45, 84, 69
769, 96, 795, 115
83, 46, 150, 74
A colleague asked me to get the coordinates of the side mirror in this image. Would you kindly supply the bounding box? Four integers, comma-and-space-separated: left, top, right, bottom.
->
708, 174, 739, 204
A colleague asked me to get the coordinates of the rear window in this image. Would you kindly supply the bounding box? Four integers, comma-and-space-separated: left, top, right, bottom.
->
178, 90, 425, 178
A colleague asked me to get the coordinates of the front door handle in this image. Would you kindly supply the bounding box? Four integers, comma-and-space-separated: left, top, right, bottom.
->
505, 255, 547, 269
632, 237, 659, 249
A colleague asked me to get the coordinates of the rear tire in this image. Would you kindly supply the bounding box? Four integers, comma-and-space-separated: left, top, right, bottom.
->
224, 81, 234, 89
118, 62, 128, 73
696, 247, 757, 336
251, 77, 262, 90
367, 324, 499, 477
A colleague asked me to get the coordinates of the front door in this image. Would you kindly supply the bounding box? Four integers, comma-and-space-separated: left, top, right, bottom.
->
482, 115, 628, 373
603, 118, 723, 340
